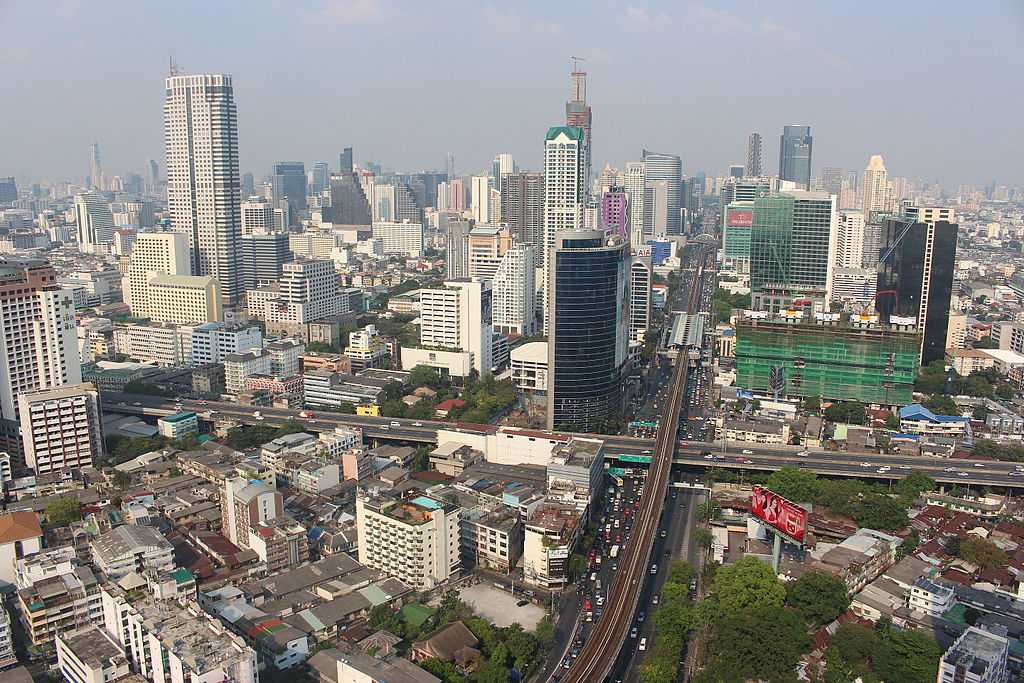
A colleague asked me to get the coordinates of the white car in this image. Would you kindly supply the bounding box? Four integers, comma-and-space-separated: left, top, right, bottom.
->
898, 465, 911, 470
973, 463, 985, 468
943, 467, 956, 472
798, 451, 809, 457
742, 449, 754, 455
859, 462, 871, 467
638, 637, 647, 651
958, 472, 970, 478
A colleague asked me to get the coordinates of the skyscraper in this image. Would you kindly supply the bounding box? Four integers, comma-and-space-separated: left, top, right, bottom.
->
493, 245, 537, 337
624, 162, 646, 248
446, 220, 471, 279
239, 232, 293, 292
326, 171, 371, 225
73, 191, 115, 251
0, 259, 81, 457
445, 152, 456, 180
471, 176, 490, 223
861, 155, 891, 216
565, 69, 592, 191
499, 172, 544, 245
147, 159, 160, 195
241, 172, 255, 198
876, 209, 958, 365
164, 72, 242, 306
547, 230, 630, 431
778, 125, 813, 189
492, 154, 516, 182
89, 142, 103, 190
601, 187, 628, 237
835, 210, 866, 268
311, 162, 329, 195
394, 182, 423, 224
0, 177, 16, 204
749, 191, 837, 312
542, 126, 586, 333
629, 256, 653, 341
339, 147, 354, 174
746, 132, 763, 177
272, 162, 306, 222
642, 150, 683, 235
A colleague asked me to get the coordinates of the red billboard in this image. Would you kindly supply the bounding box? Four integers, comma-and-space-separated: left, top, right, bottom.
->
751, 486, 808, 543
726, 209, 753, 228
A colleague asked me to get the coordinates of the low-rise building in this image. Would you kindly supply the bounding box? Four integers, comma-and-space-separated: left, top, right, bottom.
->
225, 349, 272, 393
247, 518, 310, 574
356, 493, 462, 590
545, 438, 604, 514
16, 555, 103, 658
510, 341, 547, 393
460, 505, 522, 574
899, 403, 970, 439
522, 504, 581, 590
56, 625, 130, 683
908, 576, 955, 617
938, 626, 1009, 683
717, 415, 790, 444
90, 525, 174, 580
0, 512, 44, 585
157, 411, 198, 440
429, 443, 482, 476
810, 528, 900, 593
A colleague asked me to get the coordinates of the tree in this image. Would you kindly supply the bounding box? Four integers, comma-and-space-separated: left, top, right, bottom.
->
418, 658, 462, 683
367, 604, 402, 634
831, 623, 877, 669
959, 536, 1008, 570
895, 470, 935, 501
802, 395, 821, 412
898, 529, 920, 559
380, 400, 407, 418
123, 380, 174, 397
568, 553, 588, 581
705, 605, 811, 683
873, 628, 941, 683
824, 400, 866, 425
696, 499, 720, 522
409, 365, 442, 389
694, 528, 714, 549
111, 471, 132, 490
44, 497, 82, 526
785, 571, 850, 627
711, 556, 785, 617
764, 466, 822, 504
380, 381, 404, 402
973, 404, 991, 421
884, 412, 900, 430
923, 394, 959, 415
436, 590, 463, 625
534, 615, 555, 650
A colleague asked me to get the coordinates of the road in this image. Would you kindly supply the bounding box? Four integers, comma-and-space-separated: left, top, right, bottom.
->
558, 248, 711, 683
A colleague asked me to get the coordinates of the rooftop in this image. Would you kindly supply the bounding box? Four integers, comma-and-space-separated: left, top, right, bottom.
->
60, 625, 127, 669
91, 525, 171, 562
943, 627, 1009, 675
0, 511, 42, 544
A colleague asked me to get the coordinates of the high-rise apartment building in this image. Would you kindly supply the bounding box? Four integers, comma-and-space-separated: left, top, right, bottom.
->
18, 384, 103, 475
164, 73, 242, 306
746, 132, 763, 177
642, 150, 683, 235
778, 125, 813, 189
749, 191, 837, 312
499, 172, 544, 245
446, 219, 471, 279
394, 182, 423, 224
492, 153, 516, 182
624, 162, 646, 248
74, 191, 115, 251
492, 245, 537, 337
0, 177, 16, 204
836, 210, 866, 269
547, 231, 630, 431
241, 197, 276, 235
417, 280, 494, 375
861, 154, 891, 216
542, 126, 586, 333
125, 231, 191, 315
371, 221, 424, 257
467, 226, 512, 281
601, 187, 629, 237
630, 256, 653, 341
565, 69, 592, 190
876, 208, 958, 365
272, 162, 306, 222
471, 176, 490, 223
0, 259, 80, 455
356, 492, 462, 590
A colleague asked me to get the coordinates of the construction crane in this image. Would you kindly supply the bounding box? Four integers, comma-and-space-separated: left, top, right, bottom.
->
860, 289, 898, 316
570, 55, 586, 71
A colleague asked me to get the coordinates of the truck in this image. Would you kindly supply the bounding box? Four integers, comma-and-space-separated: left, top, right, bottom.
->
609, 545, 620, 559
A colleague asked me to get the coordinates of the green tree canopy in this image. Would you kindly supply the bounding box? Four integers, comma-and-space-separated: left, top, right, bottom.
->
765, 466, 823, 503
703, 605, 811, 683
959, 536, 1008, 570
44, 497, 82, 526
785, 571, 850, 627
711, 556, 786, 617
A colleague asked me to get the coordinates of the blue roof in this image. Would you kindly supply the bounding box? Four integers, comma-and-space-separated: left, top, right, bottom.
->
900, 404, 969, 424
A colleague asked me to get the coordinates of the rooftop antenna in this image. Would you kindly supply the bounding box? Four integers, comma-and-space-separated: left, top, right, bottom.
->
169, 57, 180, 77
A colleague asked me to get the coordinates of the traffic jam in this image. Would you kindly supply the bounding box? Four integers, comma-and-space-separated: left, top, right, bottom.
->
557, 471, 647, 674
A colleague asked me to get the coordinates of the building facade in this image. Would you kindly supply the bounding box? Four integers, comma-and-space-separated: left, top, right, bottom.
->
18, 384, 103, 475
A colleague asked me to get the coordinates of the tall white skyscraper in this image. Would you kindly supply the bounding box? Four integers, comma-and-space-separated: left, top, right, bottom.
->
471, 176, 490, 223
89, 142, 103, 190
835, 210, 866, 268
492, 245, 536, 337
624, 162, 646, 248
492, 153, 516, 181
541, 126, 586, 333
73, 191, 114, 252
164, 72, 242, 306
861, 154, 890, 216
241, 197, 276, 235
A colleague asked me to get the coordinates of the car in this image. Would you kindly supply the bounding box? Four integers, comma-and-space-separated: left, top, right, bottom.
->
650, 563, 658, 575
742, 449, 754, 455
583, 599, 591, 611
563, 658, 571, 668
660, 530, 667, 538
958, 472, 970, 477
516, 599, 530, 607
611, 563, 617, 572
973, 462, 985, 468
412, 422, 423, 427
299, 411, 312, 419
743, 459, 754, 464
638, 638, 647, 651
637, 611, 646, 623
652, 594, 660, 605
876, 468, 888, 473
132, 402, 142, 406
389, 421, 401, 427
943, 467, 956, 472
630, 626, 638, 639
1016, 465, 1024, 472
798, 450, 809, 457
703, 453, 714, 460
596, 595, 605, 606
859, 462, 871, 467
898, 465, 911, 470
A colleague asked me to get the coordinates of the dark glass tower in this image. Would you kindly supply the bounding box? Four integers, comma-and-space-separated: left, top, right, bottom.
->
778, 125, 813, 189
547, 230, 630, 431
876, 217, 958, 366
272, 161, 306, 221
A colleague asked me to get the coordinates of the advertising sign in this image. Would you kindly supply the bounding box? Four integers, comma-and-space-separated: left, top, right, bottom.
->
726, 209, 753, 228
751, 486, 808, 544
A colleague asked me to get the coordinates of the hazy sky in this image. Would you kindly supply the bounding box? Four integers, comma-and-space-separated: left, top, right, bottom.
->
3, 0, 1022, 188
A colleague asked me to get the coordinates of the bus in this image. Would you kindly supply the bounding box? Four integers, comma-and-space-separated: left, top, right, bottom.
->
609, 545, 621, 559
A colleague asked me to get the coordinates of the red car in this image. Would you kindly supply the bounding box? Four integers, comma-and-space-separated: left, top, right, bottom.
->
583, 599, 591, 611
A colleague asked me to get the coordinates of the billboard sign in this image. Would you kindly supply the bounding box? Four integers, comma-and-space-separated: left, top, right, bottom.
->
751, 486, 808, 544
726, 209, 753, 228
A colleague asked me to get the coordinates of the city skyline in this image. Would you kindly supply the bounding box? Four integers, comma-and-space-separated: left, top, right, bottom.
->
2, 1, 1022, 187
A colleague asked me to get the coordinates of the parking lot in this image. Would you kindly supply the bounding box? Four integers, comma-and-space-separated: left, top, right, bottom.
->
459, 582, 546, 630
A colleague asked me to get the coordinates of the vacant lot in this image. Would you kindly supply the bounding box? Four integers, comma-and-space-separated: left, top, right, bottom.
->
459, 582, 546, 630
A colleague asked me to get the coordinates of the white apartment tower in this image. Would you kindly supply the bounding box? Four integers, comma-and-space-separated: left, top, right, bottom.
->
624, 162, 646, 249
18, 384, 103, 475
240, 197, 276, 235
471, 176, 490, 223
492, 245, 537, 337
125, 231, 191, 310
74, 191, 115, 252
542, 126, 586, 333
0, 259, 81, 457
419, 280, 494, 375
861, 154, 891, 216
164, 72, 242, 306
629, 256, 653, 341
836, 210, 866, 268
